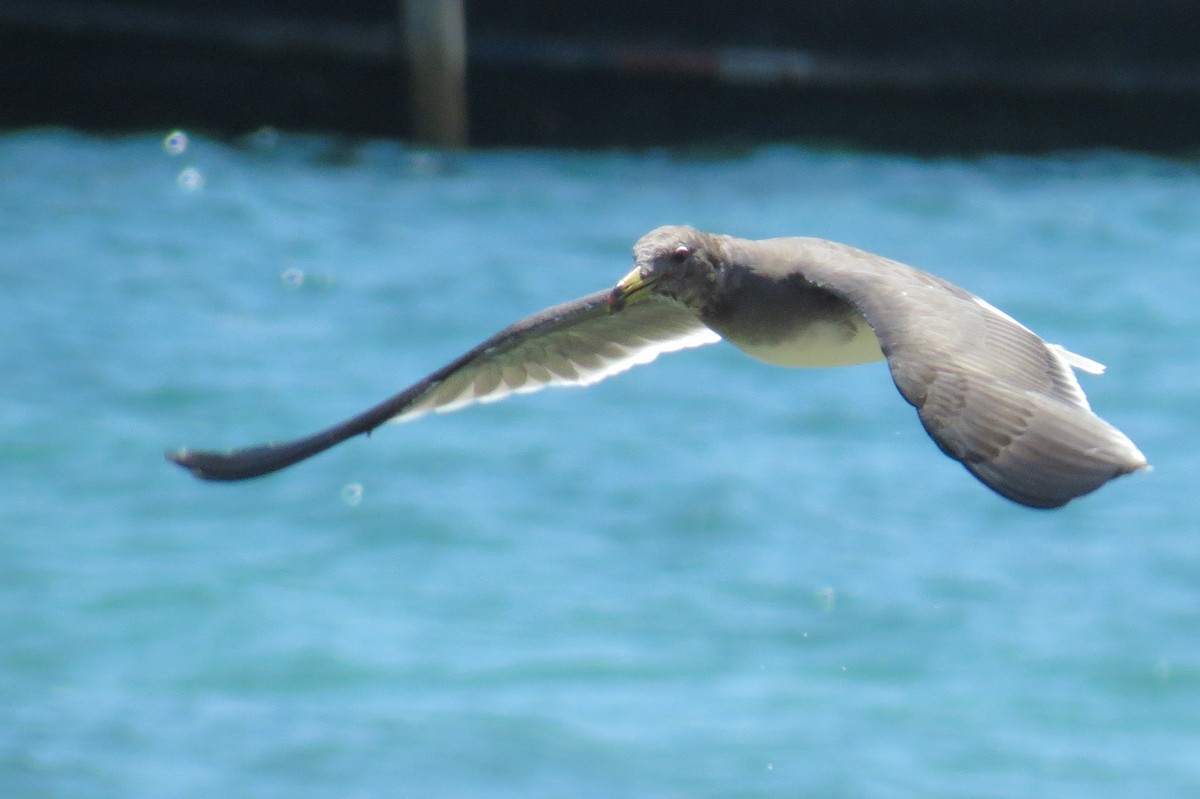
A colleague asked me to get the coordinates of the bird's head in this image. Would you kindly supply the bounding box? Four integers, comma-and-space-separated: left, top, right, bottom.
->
608, 225, 728, 313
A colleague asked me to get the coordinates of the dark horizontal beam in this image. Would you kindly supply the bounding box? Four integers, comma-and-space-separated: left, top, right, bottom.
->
6, 0, 1200, 96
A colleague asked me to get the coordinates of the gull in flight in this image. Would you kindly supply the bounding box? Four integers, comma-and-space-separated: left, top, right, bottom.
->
168, 226, 1147, 509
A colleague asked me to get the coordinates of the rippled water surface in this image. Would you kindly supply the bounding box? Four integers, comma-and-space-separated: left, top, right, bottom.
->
2, 130, 1198, 798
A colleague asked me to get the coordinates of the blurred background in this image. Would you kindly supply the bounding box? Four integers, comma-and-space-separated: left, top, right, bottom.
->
2, 3, 1199, 799
5, 0, 1200, 151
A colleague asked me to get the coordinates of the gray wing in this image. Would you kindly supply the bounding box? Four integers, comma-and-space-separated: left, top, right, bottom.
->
168, 289, 719, 481
400, 291, 719, 419
787, 238, 1147, 509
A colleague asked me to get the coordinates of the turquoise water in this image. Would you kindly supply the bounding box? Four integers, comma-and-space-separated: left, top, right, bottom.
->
2, 130, 1198, 798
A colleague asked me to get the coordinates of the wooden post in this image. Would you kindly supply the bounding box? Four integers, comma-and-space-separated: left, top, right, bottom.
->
401, 0, 468, 148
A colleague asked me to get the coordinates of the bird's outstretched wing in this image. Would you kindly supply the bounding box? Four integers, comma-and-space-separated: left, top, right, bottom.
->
167, 289, 719, 481
782, 238, 1147, 509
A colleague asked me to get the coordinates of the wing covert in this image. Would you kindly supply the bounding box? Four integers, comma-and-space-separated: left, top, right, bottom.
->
402, 290, 719, 419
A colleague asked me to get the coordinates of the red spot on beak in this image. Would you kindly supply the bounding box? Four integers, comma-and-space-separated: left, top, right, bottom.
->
607, 287, 626, 312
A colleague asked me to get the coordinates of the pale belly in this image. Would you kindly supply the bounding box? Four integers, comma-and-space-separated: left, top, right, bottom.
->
730, 314, 884, 368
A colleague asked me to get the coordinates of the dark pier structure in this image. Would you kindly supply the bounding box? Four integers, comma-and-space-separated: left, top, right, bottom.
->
4, 0, 1200, 152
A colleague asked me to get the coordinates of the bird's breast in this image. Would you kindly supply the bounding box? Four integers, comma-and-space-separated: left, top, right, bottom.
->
728, 313, 884, 368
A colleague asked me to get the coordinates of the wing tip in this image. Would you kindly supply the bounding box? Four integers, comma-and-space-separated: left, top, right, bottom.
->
165, 447, 219, 481
164, 443, 298, 482
1120, 447, 1150, 475
983, 443, 1148, 510
956, 403, 1149, 509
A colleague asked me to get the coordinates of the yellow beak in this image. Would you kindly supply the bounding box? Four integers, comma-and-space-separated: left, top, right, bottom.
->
607, 267, 656, 313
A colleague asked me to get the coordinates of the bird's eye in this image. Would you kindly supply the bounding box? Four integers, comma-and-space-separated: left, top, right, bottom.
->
672, 245, 690, 262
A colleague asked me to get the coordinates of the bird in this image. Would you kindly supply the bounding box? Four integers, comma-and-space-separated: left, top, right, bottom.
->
167, 225, 1147, 509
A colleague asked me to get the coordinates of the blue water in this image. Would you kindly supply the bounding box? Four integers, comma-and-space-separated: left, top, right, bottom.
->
2, 130, 1198, 798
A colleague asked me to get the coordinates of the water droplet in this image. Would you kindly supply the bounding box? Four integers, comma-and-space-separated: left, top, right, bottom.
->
177, 167, 204, 191
814, 587, 836, 611
163, 130, 188, 155
281, 268, 305, 287
341, 483, 364, 506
